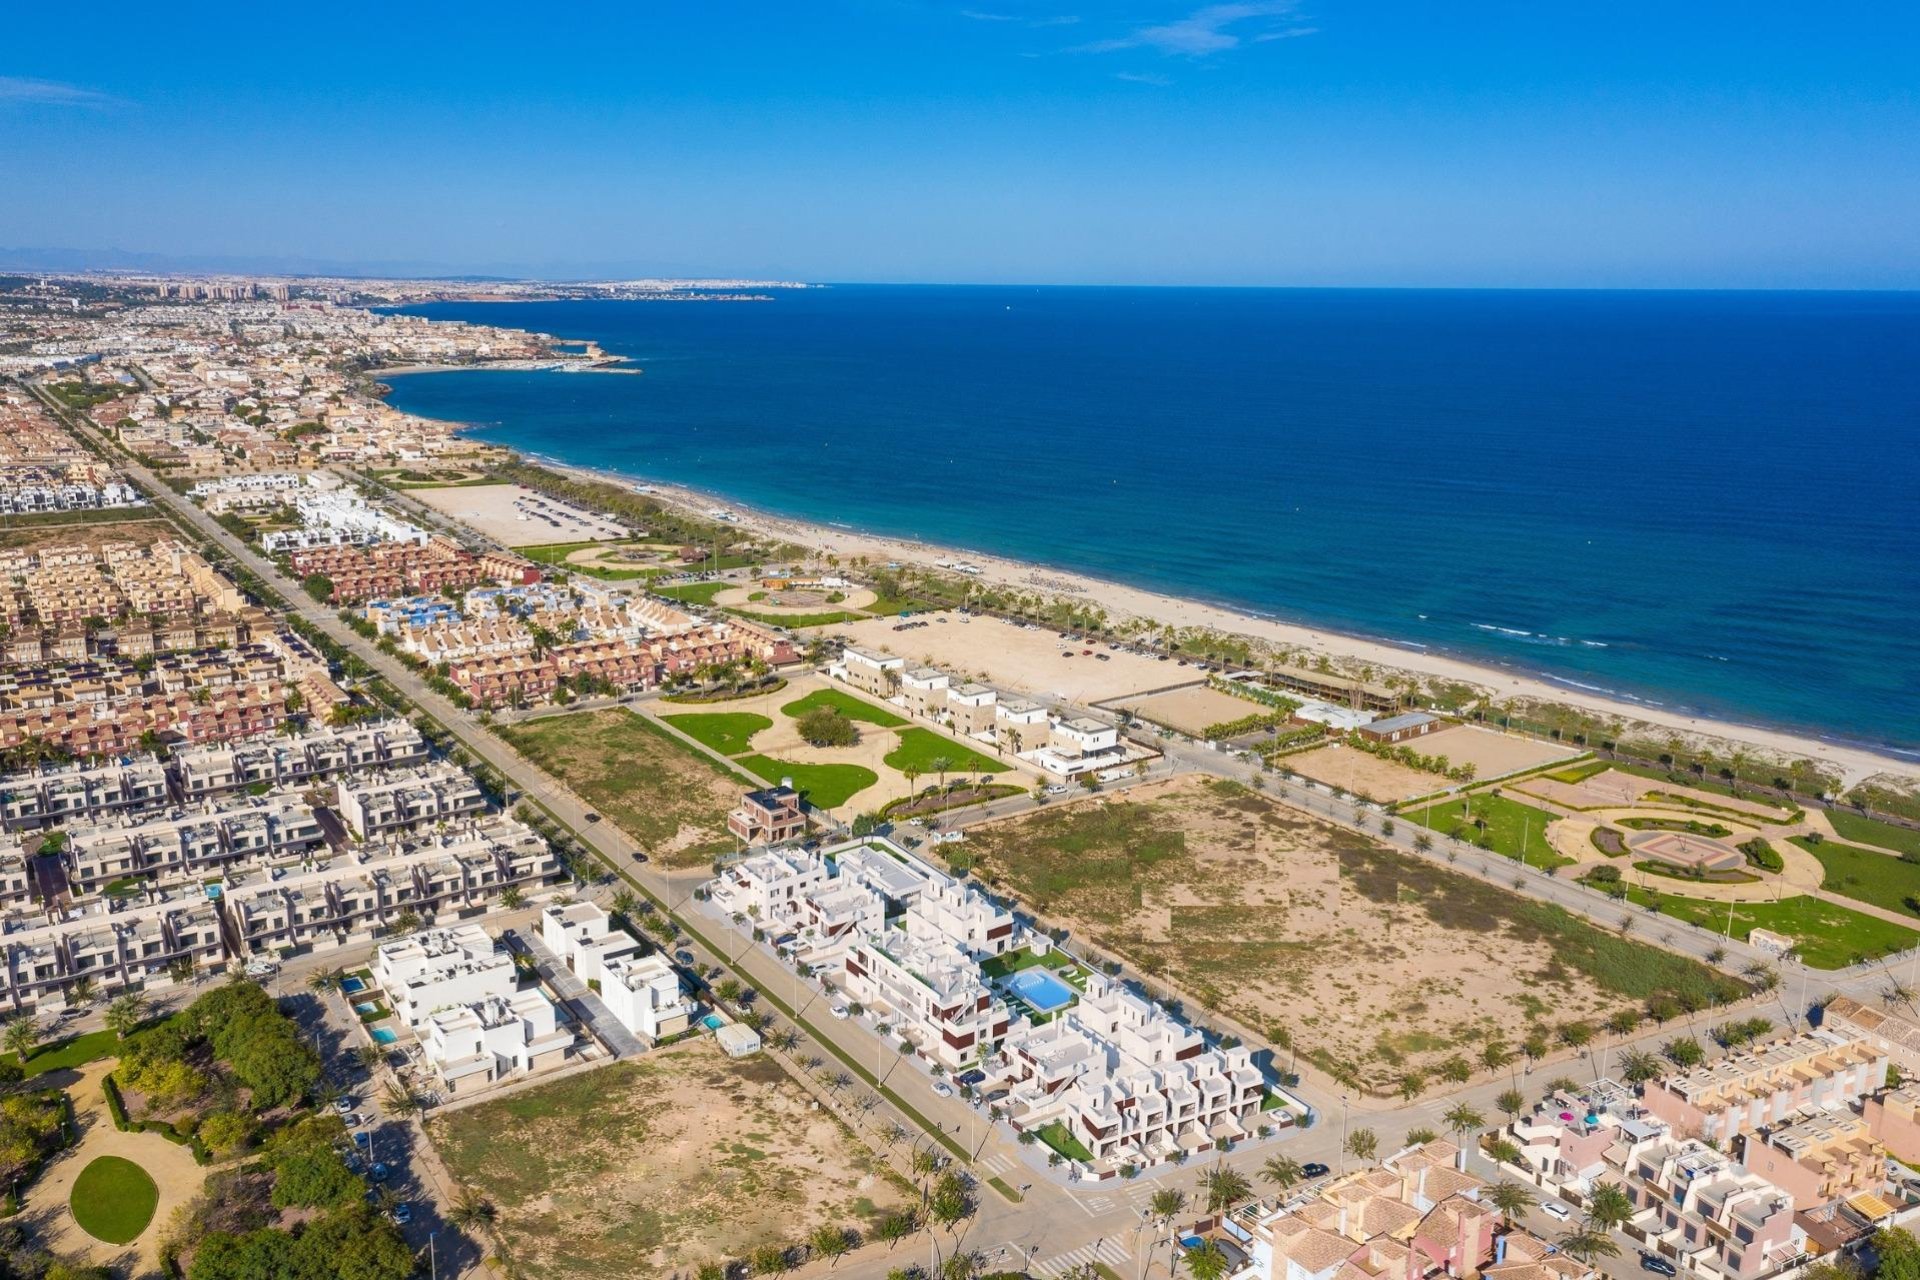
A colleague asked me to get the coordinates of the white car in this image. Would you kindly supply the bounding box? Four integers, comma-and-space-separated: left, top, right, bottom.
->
244, 960, 278, 978
1539, 1200, 1571, 1222
1043, 784, 1069, 796
930, 1081, 954, 1098
829, 1003, 850, 1020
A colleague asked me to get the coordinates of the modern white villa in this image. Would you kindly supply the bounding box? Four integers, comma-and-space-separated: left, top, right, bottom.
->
540, 901, 696, 1042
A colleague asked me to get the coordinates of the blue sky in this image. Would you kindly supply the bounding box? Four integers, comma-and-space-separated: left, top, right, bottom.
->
2, 2, 1916, 286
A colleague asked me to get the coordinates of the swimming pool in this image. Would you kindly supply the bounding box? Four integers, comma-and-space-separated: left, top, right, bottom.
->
1007, 969, 1075, 1013
371, 1028, 398, 1045
701, 1013, 726, 1031
354, 1000, 380, 1017
341, 977, 367, 995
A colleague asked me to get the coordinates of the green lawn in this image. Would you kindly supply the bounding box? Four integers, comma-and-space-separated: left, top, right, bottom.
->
660, 712, 772, 756
1613, 763, 1797, 815
653, 580, 730, 606
981, 949, 1078, 980
736, 756, 877, 810
1034, 1120, 1093, 1163
70, 1156, 158, 1244
518, 540, 603, 564
1829, 811, 1920, 858
1794, 836, 1920, 919
725, 608, 865, 629
1622, 886, 1917, 970
781, 688, 908, 728
883, 728, 1010, 776
1405, 789, 1569, 867
1546, 760, 1611, 785
4, 1029, 120, 1077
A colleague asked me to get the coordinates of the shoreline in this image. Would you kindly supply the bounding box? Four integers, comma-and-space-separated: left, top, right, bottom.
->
493, 448, 1918, 790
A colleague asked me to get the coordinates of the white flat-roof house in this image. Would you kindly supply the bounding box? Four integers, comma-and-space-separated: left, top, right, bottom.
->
832, 646, 904, 698
993, 698, 1050, 753
334, 765, 486, 838
1026, 716, 1131, 778
844, 928, 1009, 1071
420, 988, 572, 1096
540, 901, 694, 1042
908, 875, 1017, 957
373, 923, 515, 1026
708, 847, 831, 926
900, 667, 951, 719
946, 682, 998, 735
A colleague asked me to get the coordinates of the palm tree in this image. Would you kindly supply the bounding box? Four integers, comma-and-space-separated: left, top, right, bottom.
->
1585, 1181, 1634, 1231
1618, 1049, 1665, 1084
1150, 1187, 1188, 1221
1202, 1163, 1253, 1213
1344, 1127, 1379, 1165
353, 1044, 384, 1071
1556, 1223, 1622, 1265
1187, 1240, 1231, 1280
1261, 1155, 1306, 1193
105, 993, 147, 1040
1495, 1088, 1526, 1121
3, 1016, 40, 1065
1487, 1180, 1535, 1226
382, 1081, 422, 1117
448, 1187, 498, 1233
1442, 1101, 1485, 1144
68, 976, 97, 1009
308, 968, 344, 994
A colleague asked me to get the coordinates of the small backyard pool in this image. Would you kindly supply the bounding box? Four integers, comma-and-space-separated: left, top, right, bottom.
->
700, 1013, 727, 1031
370, 1027, 399, 1045
354, 1001, 380, 1017
1007, 969, 1076, 1013
340, 977, 368, 995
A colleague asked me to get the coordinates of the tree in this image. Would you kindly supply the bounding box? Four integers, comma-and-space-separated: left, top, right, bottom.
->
751, 1244, 790, 1277
1555, 1224, 1621, 1264
1442, 1102, 1486, 1146
1150, 1187, 1189, 1220
199, 1109, 255, 1155
1618, 1049, 1665, 1084
797, 706, 858, 747
1586, 1181, 1634, 1230
1486, 1138, 1524, 1167
500, 884, 523, 910
1496, 1088, 1527, 1121
1202, 1163, 1252, 1213
448, 1187, 498, 1232
1187, 1240, 1231, 1280
929, 1169, 972, 1233
308, 968, 343, 994
382, 1082, 421, 1117
105, 992, 148, 1040
811, 1224, 852, 1266
1487, 1180, 1535, 1226
2, 1017, 39, 1065
1344, 1127, 1379, 1164
1874, 1231, 1920, 1280
1260, 1155, 1305, 1192
1663, 1036, 1705, 1068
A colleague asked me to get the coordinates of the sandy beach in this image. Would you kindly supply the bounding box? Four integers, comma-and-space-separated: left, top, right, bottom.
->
520, 458, 1918, 791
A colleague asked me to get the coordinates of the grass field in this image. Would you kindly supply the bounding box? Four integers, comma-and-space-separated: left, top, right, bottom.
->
737, 756, 877, 810
3, 1029, 119, 1077
653, 581, 730, 606
1545, 760, 1612, 785
883, 727, 1009, 776
726, 607, 865, 628
1614, 763, 1797, 814
1829, 811, 1920, 858
499, 709, 756, 868
1404, 789, 1570, 867
779, 688, 908, 728
428, 1046, 910, 1278
660, 712, 772, 756
70, 1156, 158, 1244
1793, 836, 1920, 919
1621, 887, 1917, 969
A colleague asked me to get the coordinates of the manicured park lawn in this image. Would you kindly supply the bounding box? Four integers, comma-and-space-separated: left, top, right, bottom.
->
1623, 886, 1917, 969
653, 580, 730, 606
727, 608, 865, 629
737, 756, 878, 810
781, 687, 907, 728
70, 1155, 158, 1244
1546, 759, 1611, 785
660, 712, 772, 756
981, 948, 1078, 980
883, 728, 1009, 776
1034, 1120, 1093, 1163
1828, 811, 1920, 858
1405, 789, 1569, 867
3, 1029, 120, 1077
1793, 836, 1920, 919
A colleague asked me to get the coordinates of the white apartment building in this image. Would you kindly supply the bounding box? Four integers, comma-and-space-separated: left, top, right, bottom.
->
260, 491, 428, 553
1026, 716, 1130, 779
65, 795, 325, 893
709, 846, 831, 926
172, 719, 428, 800
844, 927, 1008, 1071
900, 667, 951, 718
832, 646, 904, 698
334, 765, 487, 838
0, 757, 171, 831
420, 988, 572, 1096
373, 923, 515, 1026
0, 887, 225, 1013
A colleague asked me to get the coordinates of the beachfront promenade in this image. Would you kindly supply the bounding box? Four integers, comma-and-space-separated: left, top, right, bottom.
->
59, 402, 1920, 1280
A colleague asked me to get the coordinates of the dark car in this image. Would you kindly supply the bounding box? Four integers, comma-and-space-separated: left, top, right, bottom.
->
584, 813, 601, 823
1302, 1162, 1331, 1179
956, 1069, 987, 1087
1640, 1256, 1677, 1276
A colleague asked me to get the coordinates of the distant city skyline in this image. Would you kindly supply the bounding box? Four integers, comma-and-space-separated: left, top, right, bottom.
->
3, 1, 1918, 288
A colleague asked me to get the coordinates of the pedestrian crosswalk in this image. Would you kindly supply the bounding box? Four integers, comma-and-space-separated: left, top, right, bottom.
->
980, 1150, 1015, 1175
1035, 1238, 1131, 1277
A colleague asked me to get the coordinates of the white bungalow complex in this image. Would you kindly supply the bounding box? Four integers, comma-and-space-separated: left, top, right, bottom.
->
828, 645, 1150, 780
706, 836, 1297, 1172
372, 923, 571, 1095
539, 901, 695, 1042
259, 488, 428, 553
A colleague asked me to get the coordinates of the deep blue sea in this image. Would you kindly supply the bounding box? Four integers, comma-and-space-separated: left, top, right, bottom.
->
384, 288, 1920, 755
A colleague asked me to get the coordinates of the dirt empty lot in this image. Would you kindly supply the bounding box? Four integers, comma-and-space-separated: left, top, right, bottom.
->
960, 775, 1740, 1092
430, 1044, 911, 1278
828, 613, 1183, 704
1111, 684, 1251, 736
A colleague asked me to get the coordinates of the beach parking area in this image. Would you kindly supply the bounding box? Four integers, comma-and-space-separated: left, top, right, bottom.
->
407, 482, 628, 546
1111, 683, 1254, 736
827, 613, 1187, 704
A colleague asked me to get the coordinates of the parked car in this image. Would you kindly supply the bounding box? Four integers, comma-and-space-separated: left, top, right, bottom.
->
369, 1162, 391, 1183
244, 960, 278, 978
333, 1096, 354, 1114
1640, 1255, 1677, 1277
1302, 1162, 1330, 1179
1539, 1200, 1571, 1222
584, 812, 601, 823
1043, 784, 1069, 796
343, 1113, 364, 1129
930, 1081, 954, 1098
829, 1003, 850, 1020
390, 1203, 413, 1226
956, 1069, 986, 1087
353, 1131, 372, 1151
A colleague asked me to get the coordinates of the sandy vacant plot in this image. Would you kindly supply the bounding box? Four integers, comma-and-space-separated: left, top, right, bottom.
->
1285, 742, 1441, 802
499, 708, 751, 868
1112, 683, 1247, 736
1416, 726, 1581, 779
1515, 768, 1794, 821
408, 483, 627, 545
430, 1044, 911, 1279
961, 776, 1740, 1093
0, 517, 173, 555
829, 613, 1183, 704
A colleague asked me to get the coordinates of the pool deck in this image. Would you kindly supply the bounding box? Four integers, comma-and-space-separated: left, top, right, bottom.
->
510, 928, 647, 1058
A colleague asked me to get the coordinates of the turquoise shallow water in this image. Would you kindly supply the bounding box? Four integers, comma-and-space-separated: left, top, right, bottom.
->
383, 287, 1920, 755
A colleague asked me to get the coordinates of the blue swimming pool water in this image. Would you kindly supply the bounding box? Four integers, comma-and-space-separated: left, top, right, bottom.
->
354, 1001, 379, 1016
1008, 969, 1075, 1013
701, 1013, 726, 1031
341, 977, 367, 995
371, 1028, 398, 1045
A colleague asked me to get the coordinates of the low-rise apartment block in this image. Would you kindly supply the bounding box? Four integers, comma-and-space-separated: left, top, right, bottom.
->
1640, 1032, 1887, 1147
333, 764, 487, 838
726, 786, 806, 846
539, 901, 694, 1042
